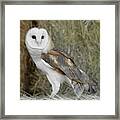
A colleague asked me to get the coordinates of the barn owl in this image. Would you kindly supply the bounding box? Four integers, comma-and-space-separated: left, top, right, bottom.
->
25, 27, 96, 99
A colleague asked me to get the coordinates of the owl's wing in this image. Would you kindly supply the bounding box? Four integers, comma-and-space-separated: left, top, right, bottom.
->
41, 49, 97, 96
41, 49, 95, 86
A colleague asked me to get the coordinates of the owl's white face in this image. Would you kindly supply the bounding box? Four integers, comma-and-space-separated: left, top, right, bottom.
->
25, 27, 49, 51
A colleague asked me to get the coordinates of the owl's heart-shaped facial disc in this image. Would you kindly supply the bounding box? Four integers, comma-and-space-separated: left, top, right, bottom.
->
25, 27, 49, 51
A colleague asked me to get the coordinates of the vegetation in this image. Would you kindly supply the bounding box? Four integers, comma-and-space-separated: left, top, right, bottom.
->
20, 20, 100, 100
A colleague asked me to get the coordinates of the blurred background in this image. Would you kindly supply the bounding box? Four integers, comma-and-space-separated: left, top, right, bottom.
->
20, 20, 100, 100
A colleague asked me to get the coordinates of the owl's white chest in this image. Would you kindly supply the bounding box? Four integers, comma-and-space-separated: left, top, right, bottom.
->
31, 55, 52, 73
30, 54, 65, 84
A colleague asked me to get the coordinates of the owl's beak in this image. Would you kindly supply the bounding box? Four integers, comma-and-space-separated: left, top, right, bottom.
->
35, 39, 39, 45
36, 39, 42, 46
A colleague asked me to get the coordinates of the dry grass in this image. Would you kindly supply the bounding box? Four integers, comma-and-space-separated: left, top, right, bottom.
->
20, 20, 100, 100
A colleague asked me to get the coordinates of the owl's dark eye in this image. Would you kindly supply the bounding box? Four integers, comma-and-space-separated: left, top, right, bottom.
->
41, 35, 44, 39
32, 35, 36, 39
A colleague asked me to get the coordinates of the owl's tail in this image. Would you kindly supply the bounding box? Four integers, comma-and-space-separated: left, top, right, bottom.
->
71, 80, 97, 98
69, 70, 97, 98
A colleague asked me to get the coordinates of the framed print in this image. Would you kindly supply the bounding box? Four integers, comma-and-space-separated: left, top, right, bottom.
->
0, 0, 119, 119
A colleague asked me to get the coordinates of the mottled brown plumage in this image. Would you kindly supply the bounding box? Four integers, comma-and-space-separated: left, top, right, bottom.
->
41, 49, 94, 85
